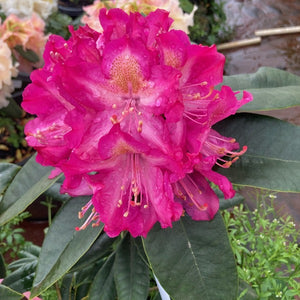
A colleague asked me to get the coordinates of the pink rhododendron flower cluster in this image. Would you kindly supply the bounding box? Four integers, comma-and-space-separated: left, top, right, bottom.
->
22, 8, 252, 237
0, 13, 47, 73
82, 0, 196, 33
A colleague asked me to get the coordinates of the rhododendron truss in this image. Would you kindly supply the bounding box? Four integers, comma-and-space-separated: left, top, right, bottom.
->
22, 8, 252, 238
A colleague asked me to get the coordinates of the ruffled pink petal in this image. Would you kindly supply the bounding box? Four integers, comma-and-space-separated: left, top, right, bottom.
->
180, 44, 225, 88
157, 29, 190, 68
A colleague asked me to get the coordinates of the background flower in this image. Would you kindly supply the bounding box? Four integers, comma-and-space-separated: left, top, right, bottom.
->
82, 0, 196, 33
0, 38, 18, 108
0, 13, 47, 73
0, 0, 57, 20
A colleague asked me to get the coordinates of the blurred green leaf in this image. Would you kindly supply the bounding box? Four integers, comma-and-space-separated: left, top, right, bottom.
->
14, 45, 40, 63
2, 245, 40, 293
0, 98, 23, 118
0, 253, 6, 278
143, 213, 238, 300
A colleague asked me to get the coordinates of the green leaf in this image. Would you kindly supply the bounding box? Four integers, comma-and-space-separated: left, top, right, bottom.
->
0, 98, 23, 118
179, 0, 194, 13
89, 254, 117, 300
221, 67, 300, 112
238, 280, 258, 300
214, 113, 300, 192
2, 246, 39, 293
143, 213, 238, 300
60, 273, 74, 300
0, 154, 60, 225
0, 285, 23, 300
71, 233, 115, 272
217, 189, 244, 210
0, 253, 6, 278
31, 196, 103, 297
14, 45, 40, 63
114, 235, 149, 300
0, 163, 20, 195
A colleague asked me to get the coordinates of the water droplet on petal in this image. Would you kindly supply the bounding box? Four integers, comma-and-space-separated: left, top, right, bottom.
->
155, 97, 162, 107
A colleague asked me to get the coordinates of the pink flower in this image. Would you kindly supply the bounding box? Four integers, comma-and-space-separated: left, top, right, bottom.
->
22, 8, 252, 237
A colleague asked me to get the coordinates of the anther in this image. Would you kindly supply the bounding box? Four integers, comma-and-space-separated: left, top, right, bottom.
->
137, 120, 143, 133
123, 211, 129, 217
110, 114, 118, 124
112, 103, 117, 109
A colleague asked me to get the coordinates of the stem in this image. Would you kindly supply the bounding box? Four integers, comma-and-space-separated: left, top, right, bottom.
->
55, 282, 62, 300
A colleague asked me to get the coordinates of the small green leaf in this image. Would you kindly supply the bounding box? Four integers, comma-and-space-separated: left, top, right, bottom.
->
217, 189, 244, 210
0, 154, 60, 225
0, 98, 23, 118
2, 245, 40, 293
238, 280, 258, 300
0, 163, 20, 195
114, 235, 149, 300
14, 45, 40, 63
0, 253, 6, 278
89, 254, 117, 300
214, 113, 300, 193
0, 285, 23, 300
220, 67, 300, 112
143, 213, 238, 300
31, 196, 103, 297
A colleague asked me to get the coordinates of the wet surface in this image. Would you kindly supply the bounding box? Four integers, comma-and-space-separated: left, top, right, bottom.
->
220, 0, 300, 76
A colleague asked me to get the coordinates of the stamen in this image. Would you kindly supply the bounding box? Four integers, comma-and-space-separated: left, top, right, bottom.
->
78, 200, 93, 219
110, 114, 118, 124
137, 120, 143, 133
75, 209, 100, 231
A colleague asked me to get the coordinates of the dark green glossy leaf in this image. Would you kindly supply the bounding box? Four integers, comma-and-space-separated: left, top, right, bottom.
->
0, 253, 6, 278
0, 163, 20, 195
220, 67, 300, 112
14, 45, 40, 63
214, 113, 300, 193
31, 196, 103, 297
89, 254, 117, 300
0, 97, 23, 118
71, 233, 115, 272
114, 235, 149, 300
60, 273, 74, 300
143, 213, 238, 300
0, 154, 60, 225
0, 285, 23, 300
